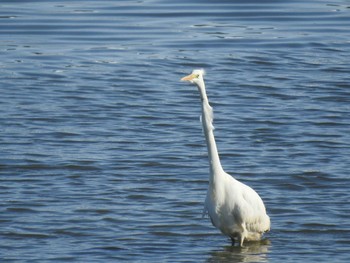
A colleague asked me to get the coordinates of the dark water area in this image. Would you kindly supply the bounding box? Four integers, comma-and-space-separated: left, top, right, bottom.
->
1, 0, 350, 262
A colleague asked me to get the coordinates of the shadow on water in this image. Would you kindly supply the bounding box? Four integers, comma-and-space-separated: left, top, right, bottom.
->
206, 239, 271, 263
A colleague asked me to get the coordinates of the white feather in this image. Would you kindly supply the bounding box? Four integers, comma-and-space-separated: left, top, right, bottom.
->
181, 69, 270, 247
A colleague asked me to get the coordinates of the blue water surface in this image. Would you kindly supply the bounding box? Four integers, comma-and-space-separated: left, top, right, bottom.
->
1, 0, 350, 262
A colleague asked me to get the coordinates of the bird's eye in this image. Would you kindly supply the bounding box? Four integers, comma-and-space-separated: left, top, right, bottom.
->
196, 74, 200, 78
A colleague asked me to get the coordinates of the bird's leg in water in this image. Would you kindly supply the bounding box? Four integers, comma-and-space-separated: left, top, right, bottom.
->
231, 237, 235, 246
238, 235, 245, 247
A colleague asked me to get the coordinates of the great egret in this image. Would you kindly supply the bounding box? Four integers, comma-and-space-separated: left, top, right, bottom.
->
181, 69, 270, 246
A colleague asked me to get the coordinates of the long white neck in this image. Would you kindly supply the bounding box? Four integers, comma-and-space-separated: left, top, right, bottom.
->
196, 79, 224, 184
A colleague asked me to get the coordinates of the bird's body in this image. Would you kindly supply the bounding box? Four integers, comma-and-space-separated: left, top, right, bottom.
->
204, 171, 270, 245
181, 69, 270, 246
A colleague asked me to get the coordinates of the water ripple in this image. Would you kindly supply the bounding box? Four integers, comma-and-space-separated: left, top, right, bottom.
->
1, 0, 350, 262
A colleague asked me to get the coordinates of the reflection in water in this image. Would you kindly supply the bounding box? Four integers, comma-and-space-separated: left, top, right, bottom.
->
207, 239, 271, 263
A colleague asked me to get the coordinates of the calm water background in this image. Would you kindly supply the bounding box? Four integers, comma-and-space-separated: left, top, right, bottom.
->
1, 0, 350, 262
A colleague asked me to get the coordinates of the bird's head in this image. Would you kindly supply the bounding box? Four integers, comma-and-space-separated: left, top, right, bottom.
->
180, 69, 205, 85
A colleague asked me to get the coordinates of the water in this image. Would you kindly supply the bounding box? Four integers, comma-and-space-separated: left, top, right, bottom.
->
1, 0, 350, 262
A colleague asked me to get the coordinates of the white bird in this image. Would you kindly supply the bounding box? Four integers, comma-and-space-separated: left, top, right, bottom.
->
181, 69, 270, 247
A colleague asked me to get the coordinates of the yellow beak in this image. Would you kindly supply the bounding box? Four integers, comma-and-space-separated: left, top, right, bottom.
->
181, 73, 196, 81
